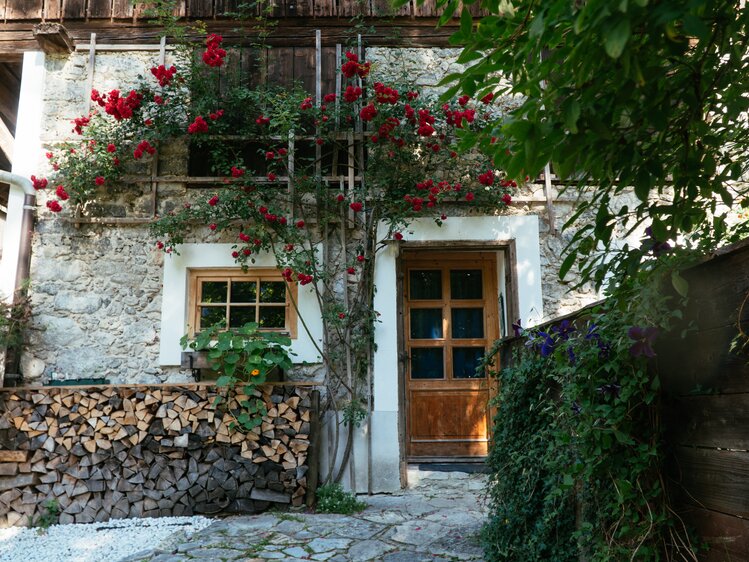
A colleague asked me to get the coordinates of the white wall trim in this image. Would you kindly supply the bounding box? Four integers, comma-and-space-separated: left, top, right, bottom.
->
0, 52, 46, 302
159, 244, 324, 366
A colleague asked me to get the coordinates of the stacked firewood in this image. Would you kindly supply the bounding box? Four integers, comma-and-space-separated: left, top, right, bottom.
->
0, 384, 317, 527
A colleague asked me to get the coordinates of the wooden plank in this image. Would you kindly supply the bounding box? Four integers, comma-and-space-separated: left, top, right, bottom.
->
5, 0, 43, 19
111, 0, 134, 18
671, 446, 749, 518
294, 46, 316, 95
313, 0, 334, 17
667, 393, 749, 450
44, 0, 63, 19
88, 0, 112, 18
676, 505, 749, 562
240, 47, 263, 89
267, 47, 294, 88
214, 0, 239, 16
0, 63, 20, 131
0, 113, 13, 163
0, 450, 27, 462
658, 324, 749, 395
186, 0, 213, 17
371, 0, 410, 16
63, 0, 86, 19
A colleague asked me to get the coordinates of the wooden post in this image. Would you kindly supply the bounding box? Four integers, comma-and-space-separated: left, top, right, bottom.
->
85, 33, 97, 114
305, 389, 321, 507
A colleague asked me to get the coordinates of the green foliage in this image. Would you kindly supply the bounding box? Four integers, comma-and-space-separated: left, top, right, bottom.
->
315, 482, 367, 514
0, 292, 31, 351
426, 0, 749, 285
32, 499, 60, 531
483, 268, 698, 560
181, 322, 292, 431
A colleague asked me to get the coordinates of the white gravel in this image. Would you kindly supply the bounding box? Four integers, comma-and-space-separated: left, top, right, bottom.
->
0, 516, 214, 562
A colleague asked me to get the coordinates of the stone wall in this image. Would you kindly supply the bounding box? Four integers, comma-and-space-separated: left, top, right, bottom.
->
19, 46, 604, 383
0, 383, 317, 527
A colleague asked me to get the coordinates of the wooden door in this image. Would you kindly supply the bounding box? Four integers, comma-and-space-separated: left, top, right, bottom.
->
403, 251, 499, 460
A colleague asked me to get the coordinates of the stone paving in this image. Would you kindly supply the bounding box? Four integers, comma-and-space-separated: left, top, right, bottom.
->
123, 469, 487, 562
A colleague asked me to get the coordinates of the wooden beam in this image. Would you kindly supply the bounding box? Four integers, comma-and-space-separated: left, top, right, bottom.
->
32, 23, 74, 55
0, 116, 14, 164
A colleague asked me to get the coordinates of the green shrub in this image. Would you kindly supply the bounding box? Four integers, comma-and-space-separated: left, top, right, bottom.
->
482, 273, 699, 560
315, 483, 366, 514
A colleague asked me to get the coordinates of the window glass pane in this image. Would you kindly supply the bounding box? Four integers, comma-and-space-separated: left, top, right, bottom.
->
453, 347, 485, 379
451, 308, 484, 339
200, 306, 226, 329
229, 306, 256, 328
231, 281, 257, 303
410, 347, 444, 379
450, 270, 483, 299
200, 281, 227, 303
409, 270, 442, 300
260, 281, 286, 303
410, 309, 443, 339
259, 306, 286, 328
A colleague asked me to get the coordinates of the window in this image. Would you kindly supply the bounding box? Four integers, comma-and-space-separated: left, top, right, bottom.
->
187, 268, 297, 338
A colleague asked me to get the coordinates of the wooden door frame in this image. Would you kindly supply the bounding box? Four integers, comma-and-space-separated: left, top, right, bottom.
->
395, 240, 521, 474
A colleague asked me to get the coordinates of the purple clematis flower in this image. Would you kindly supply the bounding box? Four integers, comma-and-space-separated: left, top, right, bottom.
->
596, 381, 622, 398
512, 319, 523, 338
552, 319, 576, 341
628, 326, 659, 358
642, 226, 672, 257
571, 401, 582, 415
538, 331, 555, 357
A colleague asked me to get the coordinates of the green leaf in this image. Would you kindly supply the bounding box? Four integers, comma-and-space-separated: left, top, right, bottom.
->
460, 8, 472, 38
216, 375, 232, 387
559, 250, 578, 280
565, 100, 581, 134
604, 19, 631, 59
671, 270, 689, 298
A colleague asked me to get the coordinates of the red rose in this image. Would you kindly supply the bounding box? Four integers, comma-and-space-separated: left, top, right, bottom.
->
300, 97, 313, 110
502, 193, 512, 205
208, 195, 219, 206
243, 248, 251, 256
394, 232, 403, 240
232, 251, 239, 258
296, 220, 305, 228
465, 192, 475, 201
278, 148, 287, 156
31, 175, 48, 190
231, 166, 245, 178
458, 95, 470, 106
209, 223, 217, 230
267, 173, 277, 181
55, 185, 69, 200
481, 92, 495, 104
360, 104, 377, 122
187, 116, 209, 134
107, 143, 116, 153
350, 202, 363, 212
357, 255, 365, 262
324, 93, 336, 102
347, 267, 356, 275
46, 200, 62, 213
156, 241, 164, 249
338, 313, 346, 319
95, 176, 105, 186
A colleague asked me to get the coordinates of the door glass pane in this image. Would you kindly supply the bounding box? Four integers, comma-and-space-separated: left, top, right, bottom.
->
200, 281, 227, 303
231, 281, 257, 303
450, 270, 483, 299
229, 306, 256, 328
200, 306, 226, 329
410, 309, 443, 339
410, 348, 444, 379
453, 347, 485, 378
259, 306, 286, 328
451, 308, 484, 339
260, 281, 286, 303
409, 270, 442, 300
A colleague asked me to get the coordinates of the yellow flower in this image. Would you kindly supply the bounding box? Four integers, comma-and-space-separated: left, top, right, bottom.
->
251, 369, 260, 376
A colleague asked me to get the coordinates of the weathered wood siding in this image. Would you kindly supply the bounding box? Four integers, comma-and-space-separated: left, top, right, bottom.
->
0, 0, 483, 20
659, 240, 749, 561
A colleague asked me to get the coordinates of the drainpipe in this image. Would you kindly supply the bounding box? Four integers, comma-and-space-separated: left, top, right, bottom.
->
0, 170, 36, 296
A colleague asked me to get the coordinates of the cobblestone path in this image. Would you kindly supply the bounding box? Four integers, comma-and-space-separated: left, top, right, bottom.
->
127, 469, 487, 562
